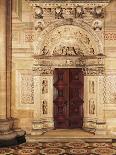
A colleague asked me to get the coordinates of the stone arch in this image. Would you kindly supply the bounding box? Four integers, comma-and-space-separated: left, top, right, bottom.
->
34, 19, 103, 56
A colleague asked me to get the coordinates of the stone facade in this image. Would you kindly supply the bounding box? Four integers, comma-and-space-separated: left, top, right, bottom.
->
10, 0, 116, 138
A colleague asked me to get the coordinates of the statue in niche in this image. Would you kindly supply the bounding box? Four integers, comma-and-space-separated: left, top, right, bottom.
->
89, 81, 95, 94
42, 79, 48, 94
89, 99, 95, 114
55, 7, 64, 19
42, 100, 47, 114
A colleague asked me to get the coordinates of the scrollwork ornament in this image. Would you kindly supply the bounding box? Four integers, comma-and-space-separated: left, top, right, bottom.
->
33, 67, 54, 76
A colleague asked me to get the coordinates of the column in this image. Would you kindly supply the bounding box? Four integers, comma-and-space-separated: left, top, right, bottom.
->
0, 0, 7, 119
0, 0, 26, 147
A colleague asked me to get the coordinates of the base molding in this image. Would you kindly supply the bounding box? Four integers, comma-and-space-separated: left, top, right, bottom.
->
0, 118, 26, 147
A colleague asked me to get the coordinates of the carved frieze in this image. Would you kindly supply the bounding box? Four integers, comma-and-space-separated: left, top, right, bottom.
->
83, 66, 105, 76
33, 66, 54, 75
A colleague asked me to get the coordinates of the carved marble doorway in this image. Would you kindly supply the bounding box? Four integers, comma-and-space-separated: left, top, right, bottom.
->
53, 68, 84, 129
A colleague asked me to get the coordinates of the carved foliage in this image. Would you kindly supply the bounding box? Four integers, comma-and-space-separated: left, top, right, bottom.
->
21, 74, 34, 104
33, 67, 54, 76
105, 75, 116, 104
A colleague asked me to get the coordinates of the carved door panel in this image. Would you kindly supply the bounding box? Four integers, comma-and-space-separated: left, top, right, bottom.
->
53, 68, 83, 129
69, 68, 84, 128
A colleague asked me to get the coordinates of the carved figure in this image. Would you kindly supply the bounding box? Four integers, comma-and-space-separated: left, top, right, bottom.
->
34, 20, 44, 31
41, 46, 49, 55
94, 6, 104, 18
53, 46, 84, 56
35, 6, 43, 19
42, 100, 47, 114
55, 7, 64, 19
92, 20, 102, 31
89, 99, 95, 114
76, 6, 84, 18
42, 79, 48, 94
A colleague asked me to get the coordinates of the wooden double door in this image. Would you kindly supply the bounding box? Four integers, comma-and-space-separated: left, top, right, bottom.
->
53, 68, 84, 129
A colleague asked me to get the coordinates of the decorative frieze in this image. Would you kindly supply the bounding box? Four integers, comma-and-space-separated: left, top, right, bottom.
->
83, 66, 105, 76
33, 66, 54, 75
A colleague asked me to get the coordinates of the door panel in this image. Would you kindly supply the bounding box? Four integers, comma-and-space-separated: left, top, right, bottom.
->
53, 68, 84, 129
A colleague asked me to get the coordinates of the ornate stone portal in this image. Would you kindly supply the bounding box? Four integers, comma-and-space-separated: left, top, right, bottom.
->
27, 0, 110, 136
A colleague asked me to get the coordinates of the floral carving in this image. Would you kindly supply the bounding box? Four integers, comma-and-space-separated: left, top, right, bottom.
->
33, 67, 54, 76
21, 75, 34, 104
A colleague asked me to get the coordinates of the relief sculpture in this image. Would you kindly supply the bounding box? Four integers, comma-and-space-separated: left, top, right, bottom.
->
89, 99, 95, 114
42, 79, 48, 94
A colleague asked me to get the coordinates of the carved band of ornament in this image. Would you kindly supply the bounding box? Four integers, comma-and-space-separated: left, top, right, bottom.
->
33, 67, 54, 75
82, 67, 105, 76
33, 4, 106, 20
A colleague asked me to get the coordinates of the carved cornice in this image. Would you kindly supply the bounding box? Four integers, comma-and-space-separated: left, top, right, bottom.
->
27, 0, 110, 3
